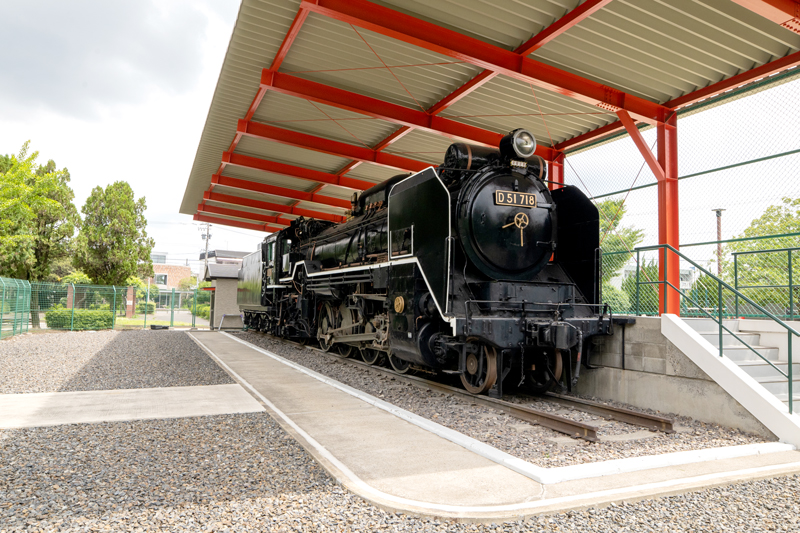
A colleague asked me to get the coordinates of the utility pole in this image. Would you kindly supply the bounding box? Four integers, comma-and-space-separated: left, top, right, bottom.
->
712, 209, 725, 276
200, 223, 212, 279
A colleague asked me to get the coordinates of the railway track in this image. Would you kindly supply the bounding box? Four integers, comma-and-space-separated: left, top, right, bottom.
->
254, 333, 674, 443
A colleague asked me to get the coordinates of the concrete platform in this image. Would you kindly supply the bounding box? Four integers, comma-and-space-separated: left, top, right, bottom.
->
190, 332, 800, 521
0, 384, 264, 428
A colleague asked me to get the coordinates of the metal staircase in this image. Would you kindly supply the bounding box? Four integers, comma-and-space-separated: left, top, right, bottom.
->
686, 318, 800, 408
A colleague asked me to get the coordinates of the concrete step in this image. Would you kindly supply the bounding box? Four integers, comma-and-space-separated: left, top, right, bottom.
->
737, 361, 800, 380
722, 345, 780, 362
700, 332, 761, 348
755, 377, 800, 396
684, 318, 740, 334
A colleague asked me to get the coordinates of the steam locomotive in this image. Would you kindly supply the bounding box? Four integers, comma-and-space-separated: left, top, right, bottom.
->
238, 129, 612, 396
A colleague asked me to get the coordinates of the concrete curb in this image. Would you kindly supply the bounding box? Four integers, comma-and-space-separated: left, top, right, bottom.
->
219, 332, 793, 484
189, 332, 800, 520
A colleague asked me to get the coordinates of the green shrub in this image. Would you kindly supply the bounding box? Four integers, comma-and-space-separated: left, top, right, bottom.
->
194, 304, 211, 320
45, 309, 113, 331
136, 301, 155, 314
602, 282, 631, 314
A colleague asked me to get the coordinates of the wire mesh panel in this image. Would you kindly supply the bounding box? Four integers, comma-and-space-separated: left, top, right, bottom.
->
31, 283, 124, 331
563, 72, 800, 316
0, 277, 31, 339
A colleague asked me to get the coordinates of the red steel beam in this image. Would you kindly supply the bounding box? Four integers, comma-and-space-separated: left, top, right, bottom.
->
557, 50, 800, 152
223, 151, 375, 190
237, 119, 432, 172
211, 174, 352, 209
193, 213, 280, 233
198, 204, 291, 226
517, 0, 616, 55
301, 0, 669, 124
730, 0, 800, 33
667, 50, 800, 109
616, 110, 665, 182
204, 191, 346, 222
261, 70, 558, 160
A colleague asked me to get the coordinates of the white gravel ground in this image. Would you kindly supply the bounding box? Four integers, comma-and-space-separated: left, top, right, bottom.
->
1, 413, 798, 532
234, 332, 766, 468
0, 330, 233, 393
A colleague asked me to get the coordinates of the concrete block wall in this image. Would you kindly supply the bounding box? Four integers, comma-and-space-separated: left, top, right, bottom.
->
589, 316, 710, 382
578, 316, 774, 438
212, 279, 243, 329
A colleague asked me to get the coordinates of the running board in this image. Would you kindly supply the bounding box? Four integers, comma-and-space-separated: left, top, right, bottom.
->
662, 314, 800, 445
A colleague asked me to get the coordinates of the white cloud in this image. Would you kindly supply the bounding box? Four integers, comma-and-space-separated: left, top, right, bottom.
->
0, 0, 261, 279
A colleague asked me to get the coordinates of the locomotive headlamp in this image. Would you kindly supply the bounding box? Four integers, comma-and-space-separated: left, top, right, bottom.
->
500, 129, 537, 159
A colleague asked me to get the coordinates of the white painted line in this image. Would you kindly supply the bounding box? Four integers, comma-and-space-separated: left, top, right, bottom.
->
218, 332, 795, 484
192, 332, 800, 516
0, 384, 264, 428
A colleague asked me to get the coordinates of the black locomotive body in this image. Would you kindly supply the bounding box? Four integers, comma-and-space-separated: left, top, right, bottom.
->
238, 129, 612, 396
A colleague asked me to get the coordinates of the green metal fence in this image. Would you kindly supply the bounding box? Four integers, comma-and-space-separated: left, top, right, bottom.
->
0, 277, 31, 339
0, 278, 209, 336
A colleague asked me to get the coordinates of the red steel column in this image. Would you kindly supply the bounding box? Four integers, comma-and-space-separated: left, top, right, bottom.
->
548, 152, 565, 191
657, 114, 680, 315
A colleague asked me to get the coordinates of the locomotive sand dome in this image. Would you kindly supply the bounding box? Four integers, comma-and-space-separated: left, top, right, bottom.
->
238, 129, 613, 397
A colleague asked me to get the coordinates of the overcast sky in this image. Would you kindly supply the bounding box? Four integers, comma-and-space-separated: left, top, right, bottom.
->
0, 0, 261, 279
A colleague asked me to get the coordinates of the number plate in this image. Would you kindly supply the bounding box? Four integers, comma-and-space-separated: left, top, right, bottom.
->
495, 190, 537, 208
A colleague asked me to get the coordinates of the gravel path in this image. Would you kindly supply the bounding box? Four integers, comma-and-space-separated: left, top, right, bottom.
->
0, 330, 233, 393
1, 412, 797, 532
234, 332, 765, 468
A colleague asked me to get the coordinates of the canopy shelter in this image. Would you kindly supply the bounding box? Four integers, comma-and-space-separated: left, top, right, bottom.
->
181, 0, 800, 314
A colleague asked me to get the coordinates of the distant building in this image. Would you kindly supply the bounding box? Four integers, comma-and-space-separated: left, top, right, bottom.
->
150, 251, 167, 264
199, 250, 249, 265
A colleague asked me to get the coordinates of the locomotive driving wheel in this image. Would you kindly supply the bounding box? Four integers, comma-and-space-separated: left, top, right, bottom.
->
389, 354, 411, 374
317, 302, 336, 352
361, 348, 383, 365
460, 345, 498, 394
525, 349, 563, 394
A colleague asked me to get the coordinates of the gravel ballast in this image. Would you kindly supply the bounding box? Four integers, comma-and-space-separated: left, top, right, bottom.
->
234, 332, 765, 468
0, 330, 233, 393
1, 412, 798, 532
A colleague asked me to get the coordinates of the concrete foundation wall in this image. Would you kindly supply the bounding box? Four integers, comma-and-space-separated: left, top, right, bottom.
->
579, 316, 774, 438
212, 279, 243, 329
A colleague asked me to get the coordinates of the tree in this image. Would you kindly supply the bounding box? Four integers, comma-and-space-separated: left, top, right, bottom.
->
0, 143, 79, 282
621, 260, 660, 315
61, 271, 92, 285
178, 276, 198, 290
597, 198, 645, 284
73, 182, 155, 285
721, 198, 800, 314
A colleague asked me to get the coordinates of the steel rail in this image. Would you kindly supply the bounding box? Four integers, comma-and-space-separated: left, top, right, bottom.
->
542, 392, 674, 433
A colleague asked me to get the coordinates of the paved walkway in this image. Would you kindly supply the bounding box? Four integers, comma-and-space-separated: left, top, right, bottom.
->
189, 332, 800, 520
0, 384, 264, 428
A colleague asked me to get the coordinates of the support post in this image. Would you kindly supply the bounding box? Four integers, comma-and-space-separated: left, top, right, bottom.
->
657, 113, 680, 315
547, 151, 565, 191
112, 286, 117, 330
171, 288, 175, 327
1, 279, 6, 339
69, 283, 75, 331
144, 280, 150, 329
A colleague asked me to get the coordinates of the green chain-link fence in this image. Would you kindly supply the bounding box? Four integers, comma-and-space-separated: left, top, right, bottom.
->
558, 68, 800, 316
0, 277, 31, 339
0, 279, 209, 337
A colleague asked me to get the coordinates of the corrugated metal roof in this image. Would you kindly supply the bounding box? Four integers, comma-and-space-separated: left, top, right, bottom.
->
181, 0, 800, 229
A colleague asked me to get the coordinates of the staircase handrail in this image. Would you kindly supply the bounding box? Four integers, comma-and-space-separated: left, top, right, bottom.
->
634, 244, 799, 413
636, 244, 800, 336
